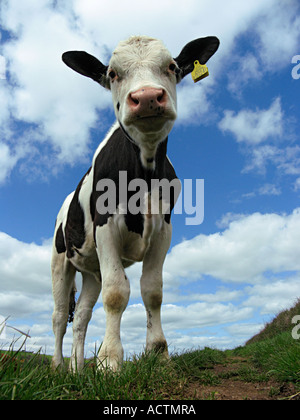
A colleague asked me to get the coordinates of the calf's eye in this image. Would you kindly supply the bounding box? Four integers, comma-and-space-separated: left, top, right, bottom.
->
168, 63, 176, 72
108, 70, 117, 80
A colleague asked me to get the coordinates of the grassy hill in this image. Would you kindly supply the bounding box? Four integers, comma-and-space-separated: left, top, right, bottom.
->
0, 300, 299, 400
246, 298, 300, 345
234, 298, 300, 388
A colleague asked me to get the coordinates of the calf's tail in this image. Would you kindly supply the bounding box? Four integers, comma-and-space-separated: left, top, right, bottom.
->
68, 280, 77, 323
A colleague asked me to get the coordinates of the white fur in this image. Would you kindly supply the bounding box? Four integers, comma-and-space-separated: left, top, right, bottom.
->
109, 36, 178, 160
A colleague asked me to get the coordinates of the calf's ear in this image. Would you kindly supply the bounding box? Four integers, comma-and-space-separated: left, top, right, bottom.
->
175, 36, 220, 80
62, 51, 109, 89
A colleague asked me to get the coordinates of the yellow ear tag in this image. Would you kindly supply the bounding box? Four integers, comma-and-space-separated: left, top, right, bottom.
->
192, 60, 209, 83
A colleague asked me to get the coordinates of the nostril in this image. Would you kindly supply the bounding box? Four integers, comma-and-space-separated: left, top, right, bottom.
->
157, 90, 165, 104
129, 88, 167, 112
129, 93, 139, 106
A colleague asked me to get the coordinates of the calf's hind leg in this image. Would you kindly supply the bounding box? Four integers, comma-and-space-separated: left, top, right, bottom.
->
51, 254, 76, 369
70, 273, 101, 371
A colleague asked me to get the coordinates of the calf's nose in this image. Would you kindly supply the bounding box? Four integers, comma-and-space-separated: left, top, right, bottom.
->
128, 87, 166, 116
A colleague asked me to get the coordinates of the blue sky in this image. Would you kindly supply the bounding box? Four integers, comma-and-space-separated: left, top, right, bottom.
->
0, 0, 300, 358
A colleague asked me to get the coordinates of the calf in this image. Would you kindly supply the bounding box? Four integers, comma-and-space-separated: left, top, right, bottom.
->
51, 35, 219, 371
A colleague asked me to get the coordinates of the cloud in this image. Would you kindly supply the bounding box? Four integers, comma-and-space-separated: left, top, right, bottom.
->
218, 97, 284, 145
0, 56, 6, 79
257, 183, 281, 196
216, 213, 247, 229
0, 232, 52, 294
294, 178, 300, 192
225, 322, 264, 340
226, 0, 300, 93
1, 0, 112, 167
254, 0, 300, 71
244, 277, 300, 315
71, 0, 274, 54
164, 208, 300, 284
227, 53, 262, 94
234, 184, 282, 202
243, 144, 300, 175
218, 97, 300, 178
0, 291, 53, 318
0, 143, 19, 183
162, 302, 252, 330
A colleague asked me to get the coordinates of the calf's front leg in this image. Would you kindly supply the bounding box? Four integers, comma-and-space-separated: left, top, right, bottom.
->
140, 221, 172, 358
95, 222, 130, 371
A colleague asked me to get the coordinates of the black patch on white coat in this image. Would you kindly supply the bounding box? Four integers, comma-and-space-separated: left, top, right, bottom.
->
90, 127, 177, 237
55, 223, 66, 254
65, 168, 91, 258
63, 127, 178, 256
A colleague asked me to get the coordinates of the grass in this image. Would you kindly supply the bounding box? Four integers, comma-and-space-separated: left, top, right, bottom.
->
1, 300, 299, 400
0, 347, 187, 400
233, 299, 300, 386
1, 339, 299, 400
236, 331, 300, 384
0, 338, 232, 400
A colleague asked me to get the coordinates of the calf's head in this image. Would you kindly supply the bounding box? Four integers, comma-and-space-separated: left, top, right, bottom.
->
63, 35, 219, 152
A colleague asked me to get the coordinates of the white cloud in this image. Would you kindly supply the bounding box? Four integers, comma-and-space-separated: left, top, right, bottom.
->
254, 0, 300, 71
227, 53, 262, 94
0, 55, 6, 79
177, 82, 213, 124
244, 277, 300, 315
71, 0, 275, 55
162, 302, 252, 330
0, 143, 19, 183
216, 212, 248, 229
236, 184, 282, 201
243, 144, 300, 175
164, 208, 300, 284
2, 0, 112, 167
218, 97, 300, 178
0, 232, 52, 294
176, 287, 243, 304
0, 291, 53, 318
227, 0, 300, 93
225, 322, 264, 340
294, 178, 300, 192
258, 183, 281, 196
218, 97, 284, 145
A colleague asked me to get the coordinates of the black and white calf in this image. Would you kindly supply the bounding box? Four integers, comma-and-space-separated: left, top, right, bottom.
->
51, 35, 219, 371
